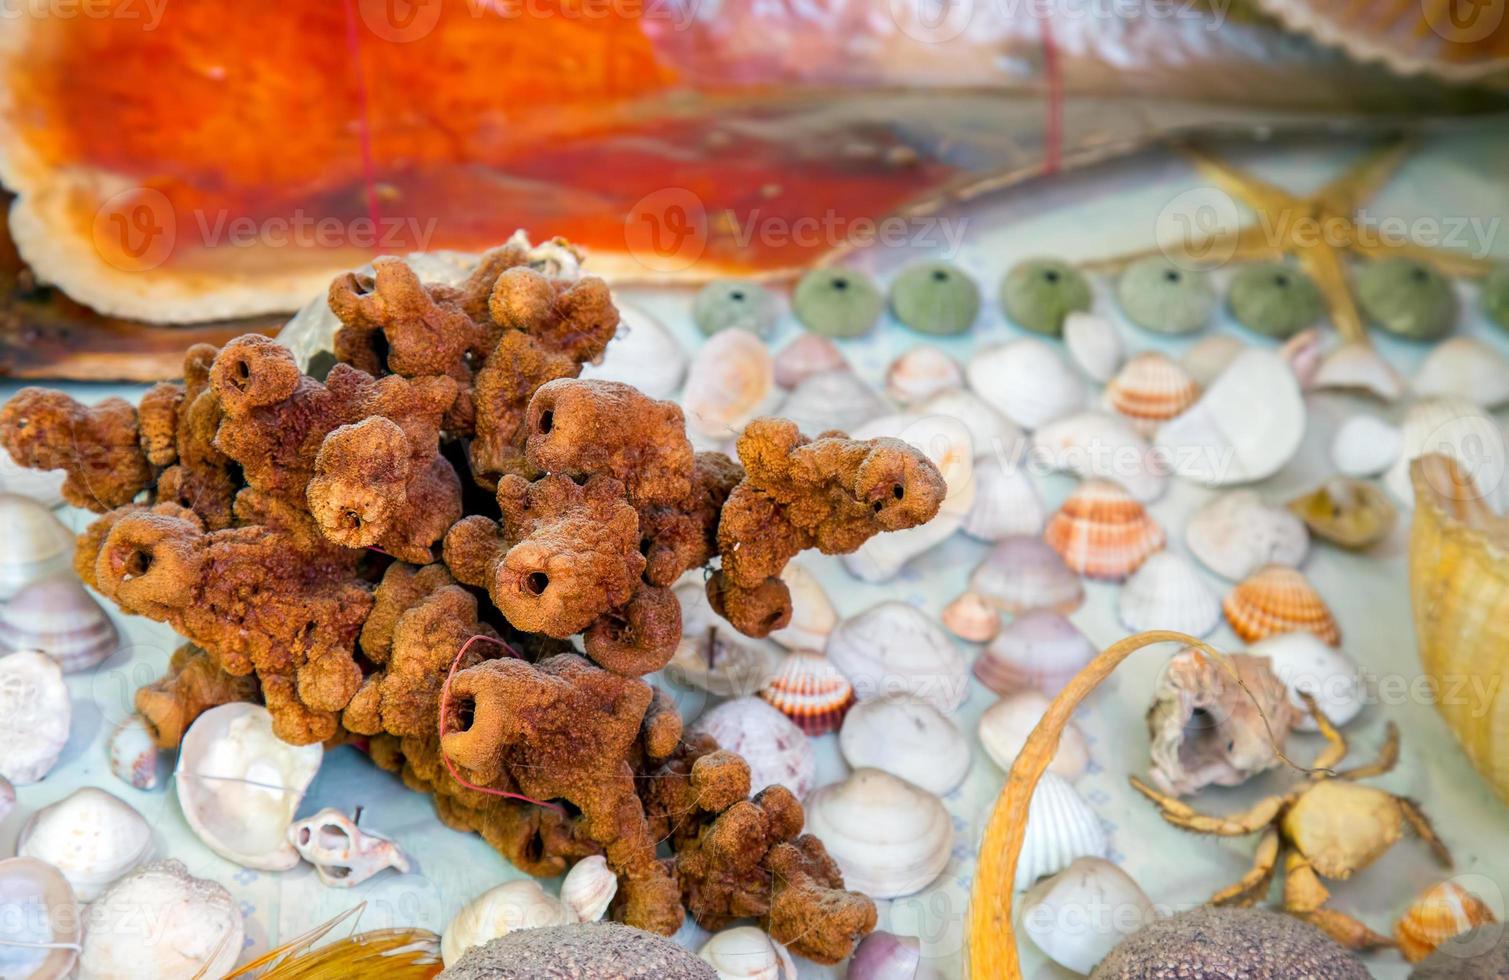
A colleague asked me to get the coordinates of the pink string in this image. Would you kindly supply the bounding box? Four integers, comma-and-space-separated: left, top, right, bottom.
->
438, 632, 565, 814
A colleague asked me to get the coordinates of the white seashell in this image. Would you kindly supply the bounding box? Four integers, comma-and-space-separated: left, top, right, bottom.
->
1032, 411, 1168, 503
1331, 415, 1402, 478
0, 856, 80, 980
1155, 349, 1305, 486
76, 859, 241, 980
699, 926, 797, 980
767, 564, 837, 651
842, 414, 974, 582
288, 807, 411, 888
0, 576, 119, 672
973, 609, 1096, 699
1063, 311, 1123, 383
1413, 337, 1509, 408
1015, 772, 1108, 890
1248, 631, 1364, 732
942, 590, 1002, 643
1279, 328, 1325, 388
0, 775, 13, 823
776, 369, 889, 438
966, 339, 1086, 430
560, 855, 616, 924
962, 459, 1044, 540
918, 387, 1023, 463
108, 716, 164, 791
886, 346, 964, 405
682, 329, 778, 440
826, 601, 969, 713
968, 535, 1084, 615
1117, 552, 1221, 637
1385, 396, 1508, 510
0, 493, 75, 601
19, 788, 151, 902
772, 333, 847, 390
1185, 489, 1310, 581
176, 703, 323, 870
1021, 857, 1155, 974
848, 931, 925, 980
1309, 341, 1406, 401
578, 302, 686, 399
803, 768, 954, 899
977, 690, 1090, 781
0, 454, 67, 509
441, 879, 571, 967
0, 649, 70, 785
667, 582, 780, 697
839, 695, 971, 796
1179, 334, 1244, 388
688, 697, 816, 798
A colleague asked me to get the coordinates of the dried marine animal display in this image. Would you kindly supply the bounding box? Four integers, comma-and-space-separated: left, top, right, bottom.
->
0, 243, 945, 962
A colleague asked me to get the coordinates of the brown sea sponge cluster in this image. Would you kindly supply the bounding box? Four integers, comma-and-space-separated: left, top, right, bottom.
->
0, 243, 945, 962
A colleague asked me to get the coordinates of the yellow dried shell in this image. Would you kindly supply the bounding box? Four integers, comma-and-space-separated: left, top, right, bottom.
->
1222, 565, 1340, 646
1287, 477, 1397, 550
1394, 880, 1498, 964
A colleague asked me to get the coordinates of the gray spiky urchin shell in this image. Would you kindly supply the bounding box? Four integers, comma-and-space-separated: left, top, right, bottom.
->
1410, 925, 1509, 979
438, 923, 716, 979
1090, 907, 1369, 979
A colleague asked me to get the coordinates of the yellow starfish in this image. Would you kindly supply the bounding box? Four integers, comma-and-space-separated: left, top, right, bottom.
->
1083, 141, 1497, 342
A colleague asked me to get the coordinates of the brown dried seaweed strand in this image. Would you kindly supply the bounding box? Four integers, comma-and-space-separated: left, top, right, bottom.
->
223, 929, 441, 979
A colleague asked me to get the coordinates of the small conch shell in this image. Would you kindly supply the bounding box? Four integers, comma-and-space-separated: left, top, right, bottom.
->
942, 590, 1002, 643
441, 879, 571, 967
802, 768, 954, 899
1223, 565, 1340, 646
885, 346, 964, 405
1043, 479, 1165, 581
108, 715, 165, 791
772, 333, 846, 390
767, 563, 837, 652
288, 807, 412, 888
961, 460, 1044, 541
1147, 648, 1301, 796
0, 649, 71, 785
578, 302, 686, 400
1103, 352, 1199, 436
759, 650, 855, 736
826, 601, 969, 714
966, 338, 1086, 430
1015, 773, 1108, 890
0, 493, 74, 601
0, 575, 120, 673
1117, 551, 1221, 638
978, 690, 1089, 781
1394, 880, 1499, 964
973, 609, 1097, 699
77, 859, 242, 980
1331, 414, 1401, 478
682, 329, 778, 440
0, 856, 81, 979
19, 787, 151, 902
776, 369, 890, 437
1154, 349, 1306, 486
1287, 477, 1398, 550
1031, 411, 1168, 503
1185, 489, 1309, 581
1063, 311, 1122, 383
1309, 341, 1407, 401
1413, 336, 1509, 409
560, 856, 616, 924
838, 694, 971, 796
688, 697, 815, 798
968, 535, 1084, 615
699, 926, 797, 980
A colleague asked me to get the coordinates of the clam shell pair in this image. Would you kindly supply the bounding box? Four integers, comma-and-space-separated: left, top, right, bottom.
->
1043, 480, 1165, 581
1223, 565, 1340, 647
973, 610, 1097, 699
759, 651, 854, 736
803, 768, 953, 899
77, 859, 242, 980
0, 493, 74, 601
1154, 349, 1305, 486
0, 649, 71, 785
688, 696, 816, 798
1185, 489, 1309, 581
839, 695, 971, 796
0, 576, 120, 673
1103, 352, 1199, 436
978, 690, 1090, 781
19, 788, 151, 902
968, 536, 1084, 615
1117, 552, 1221, 637
826, 601, 969, 714
441, 856, 618, 965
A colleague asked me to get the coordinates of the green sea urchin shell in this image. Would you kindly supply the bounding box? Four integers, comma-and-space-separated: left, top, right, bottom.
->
1116, 256, 1215, 334
692, 280, 779, 338
889, 261, 980, 335
793, 268, 884, 338
999, 258, 1092, 336
1356, 257, 1457, 340
1482, 263, 1509, 331
1091, 907, 1369, 980
1228, 262, 1324, 338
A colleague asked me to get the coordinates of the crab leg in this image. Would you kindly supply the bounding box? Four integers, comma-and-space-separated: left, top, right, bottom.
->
1301, 693, 1349, 775
1128, 777, 1289, 836
1210, 829, 1281, 907
1336, 722, 1399, 781
1283, 853, 1394, 950
1397, 796, 1454, 868
1298, 908, 1397, 951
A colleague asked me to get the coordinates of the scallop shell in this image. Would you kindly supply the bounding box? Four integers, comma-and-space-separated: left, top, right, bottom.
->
826, 601, 969, 713
1287, 477, 1397, 550
977, 690, 1090, 781
1179, 333, 1244, 388
0, 576, 119, 672
838, 694, 971, 796
1155, 349, 1305, 486
772, 333, 846, 390
1385, 396, 1507, 511
1331, 414, 1402, 478
1413, 337, 1509, 409
1117, 551, 1221, 637
688, 697, 816, 798
176, 702, 324, 870
803, 768, 954, 899
0, 856, 81, 980
1248, 631, 1364, 731
1015, 772, 1108, 890
968, 536, 1084, 615
108, 715, 164, 791
1309, 341, 1406, 401
0, 453, 66, 509
886, 346, 964, 405
1223, 565, 1340, 646
76, 859, 242, 980
974, 609, 1097, 698
767, 563, 837, 651
699, 927, 796, 980
1394, 881, 1499, 964
1063, 311, 1123, 383
578, 302, 686, 399
776, 369, 890, 437
666, 582, 780, 696
682, 329, 778, 440
966, 339, 1086, 430
918, 387, 1023, 463
0, 649, 71, 785
1043, 479, 1165, 580
1185, 489, 1310, 581
962, 461, 1044, 541
942, 590, 1002, 643
1021, 857, 1154, 975
1032, 411, 1168, 503
287, 807, 412, 888
1103, 352, 1199, 436
560, 856, 617, 924
441, 879, 571, 967
18, 788, 151, 902
760, 651, 855, 736
0, 493, 75, 601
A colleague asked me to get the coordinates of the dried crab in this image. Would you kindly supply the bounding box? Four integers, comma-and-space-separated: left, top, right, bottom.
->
1131, 695, 1452, 952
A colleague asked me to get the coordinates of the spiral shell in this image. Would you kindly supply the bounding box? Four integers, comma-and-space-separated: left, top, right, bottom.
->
1395, 881, 1498, 964
759, 651, 855, 736
1103, 352, 1199, 435
1223, 565, 1340, 646
1044, 479, 1165, 580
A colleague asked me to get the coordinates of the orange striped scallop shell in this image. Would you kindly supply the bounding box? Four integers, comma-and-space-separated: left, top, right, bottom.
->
1104, 352, 1199, 436
1043, 480, 1165, 581
1395, 880, 1498, 963
760, 651, 855, 736
1222, 565, 1340, 646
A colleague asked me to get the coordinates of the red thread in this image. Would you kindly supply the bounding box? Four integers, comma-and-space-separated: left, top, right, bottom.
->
342, 0, 383, 245
438, 632, 566, 814
1038, 12, 1063, 175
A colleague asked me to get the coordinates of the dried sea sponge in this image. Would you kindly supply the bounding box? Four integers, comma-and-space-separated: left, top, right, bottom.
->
134, 643, 261, 749
639, 451, 743, 588
144, 344, 242, 529
0, 388, 152, 510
